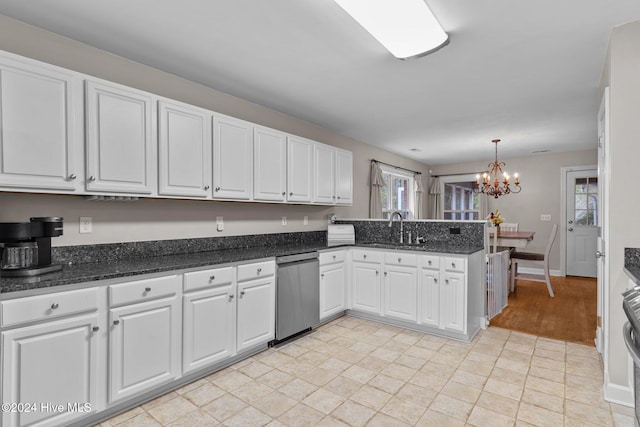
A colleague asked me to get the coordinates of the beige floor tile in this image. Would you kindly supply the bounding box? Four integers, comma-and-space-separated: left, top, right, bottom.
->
349, 384, 392, 410
277, 403, 325, 427
384, 340, 412, 353
414, 338, 445, 351
147, 396, 197, 425
565, 416, 614, 427
277, 360, 316, 377
230, 381, 274, 403
315, 415, 351, 427
490, 366, 527, 387
566, 362, 604, 379
566, 383, 610, 409
301, 388, 346, 414
527, 365, 565, 383
475, 390, 520, 418
450, 368, 488, 389
381, 362, 417, 381
252, 391, 298, 418
415, 408, 466, 426
296, 350, 331, 366
210, 370, 254, 392
278, 378, 318, 401
419, 360, 457, 379
260, 352, 297, 368
183, 382, 226, 407
517, 402, 564, 427
430, 350, 465, 367
457, 359, 494, 377
410, 370, 450, 392
440, 380, 482, 404
256, 368, 295, 390
99, 407, 146, 427
277, 343, 309, 358
504, 341, 535, 355
341, 364, 376, 384
317, 357, 352, 374
535, 338, 566, 353
566, 372, 602, 389
380, 396, 427, 424
174, 378, 208, 395
472, 342, 505, 357
611, 403, 635, 416
530, 355, 565, 373
495, 356, 530, 375
115, 413, 162, 427
330, 400, 376, 427
357, 355, 390, 372
298, 367, 337, 387
466, 350, 499, 366
533, 347, 565, 362
393, 332, 422, 346
142, 391, 179, 410
484, 378, 523, 401
395, 353, 427, 370
521, 388, 564, 413
237, 360, 274, 378
370, 346, 402, 362
467, 405, 515, 427
367, 412, 412, 426
165, 409, 218, 427
612, 412, 635, 427
322, 376, 361, 398
429, 394, 474, 422
404, 345, 436, 360
565, 399, 614, 426
348, 341, 377, 354
334, 349, 367, 364
201, 394, 248, 422
525, 375, 565, 398
368, 373, 405, 394
396, 382, 438, 408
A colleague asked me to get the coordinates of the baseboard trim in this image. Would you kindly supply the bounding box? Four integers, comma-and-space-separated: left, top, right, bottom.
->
603, 380, 634, 407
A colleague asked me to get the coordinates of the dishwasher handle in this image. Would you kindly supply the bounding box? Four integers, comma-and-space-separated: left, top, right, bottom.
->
276, 251, 318, 265
623, 322, 640, 367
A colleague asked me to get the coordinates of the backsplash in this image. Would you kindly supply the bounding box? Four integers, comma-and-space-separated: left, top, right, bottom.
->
53, 231, 326, 265
625, 248, 640, 270
335, 219, 484, 248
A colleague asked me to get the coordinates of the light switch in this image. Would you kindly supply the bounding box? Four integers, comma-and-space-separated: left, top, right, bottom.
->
216, 216, 224, 232
540, 214, 551, 221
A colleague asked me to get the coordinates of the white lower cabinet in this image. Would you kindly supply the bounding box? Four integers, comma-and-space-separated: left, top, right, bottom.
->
236, 261, 276, 352
351, 250, 383, 314
108, 275, 181, 404
319, 250, 347, 320
1, 287, 100, 427
420, 268, 440, 328
441, 270, 466, 333
383, 259, 418, 322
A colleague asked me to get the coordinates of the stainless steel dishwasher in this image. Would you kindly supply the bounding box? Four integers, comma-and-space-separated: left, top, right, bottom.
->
274, 251, 320, 344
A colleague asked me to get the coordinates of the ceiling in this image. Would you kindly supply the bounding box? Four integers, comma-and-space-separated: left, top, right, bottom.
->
1, 1, 639, 165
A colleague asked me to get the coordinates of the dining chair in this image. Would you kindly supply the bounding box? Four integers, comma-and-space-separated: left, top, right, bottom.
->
485, 226, 498, 254
509, 224, 559, 297
499, 222, 518, 232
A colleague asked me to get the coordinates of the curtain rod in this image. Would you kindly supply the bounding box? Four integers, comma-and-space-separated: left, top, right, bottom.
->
372, 159, 422, 175
430, 171, 487, 178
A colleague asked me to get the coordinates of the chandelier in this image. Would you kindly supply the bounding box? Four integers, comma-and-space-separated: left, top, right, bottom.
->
475, 139, 521, 198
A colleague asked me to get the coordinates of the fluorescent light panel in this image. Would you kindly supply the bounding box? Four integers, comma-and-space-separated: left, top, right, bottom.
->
335, 0, 448, 59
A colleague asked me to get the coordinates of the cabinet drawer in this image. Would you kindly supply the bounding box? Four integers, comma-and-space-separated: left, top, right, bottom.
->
351, 249, 383, 264
384, 252, 418, 267
184, 266, 234, 292
319, 250, 345, 265
422, 255, 440, 270
238, 260, 275, 282
444, 257, 465, 272
109, 275, 180, 307
1, 287, 99, 327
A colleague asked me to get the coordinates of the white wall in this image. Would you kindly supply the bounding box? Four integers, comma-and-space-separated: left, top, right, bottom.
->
0, 14, 429, 246
600, 20, 640, 404
429, 149, 598, 271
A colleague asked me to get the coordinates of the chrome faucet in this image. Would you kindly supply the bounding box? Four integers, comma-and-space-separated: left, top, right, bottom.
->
388, 211, 404, 244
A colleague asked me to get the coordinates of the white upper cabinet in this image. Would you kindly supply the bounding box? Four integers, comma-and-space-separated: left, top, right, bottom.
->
212, 115, 253, 200
335, 149, 353, 205
158, 100, 212, 198
287, 136, 314, 203
85, 80, 156, 194
253, 127, 286, 202
0, 53, 82, 191
313, 142, 336, 204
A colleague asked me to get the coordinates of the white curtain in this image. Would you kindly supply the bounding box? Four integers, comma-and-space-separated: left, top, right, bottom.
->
429, 177, 441, 219
369, 161, 385, 219
415, 173, 424, 219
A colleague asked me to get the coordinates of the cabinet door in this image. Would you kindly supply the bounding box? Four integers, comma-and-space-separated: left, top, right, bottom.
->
158, 100, 211, 198
85, 80, 155, 194
253, 127, 286, 201
109, 295, 181, 403
383, 265, 418, 322
351, 261, 381, 314
287, 136, 314, 202
335, 149, 353, 205
237, 277, 275, 352
212, 115, 253, 200
183, 284, 236, 374
441, 271, 466, 333
313, 143, 335, 204
0, 55, 81, 191
2, 314, 99, 427
420, 269, 440, 327
320, 263, 346, 320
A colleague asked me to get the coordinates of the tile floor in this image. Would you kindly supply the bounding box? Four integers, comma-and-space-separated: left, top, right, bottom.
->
98, 316, 635, 427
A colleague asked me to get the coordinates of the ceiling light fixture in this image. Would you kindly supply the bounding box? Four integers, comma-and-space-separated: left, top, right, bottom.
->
334, 0, 449, 60
475, 139, 521, 198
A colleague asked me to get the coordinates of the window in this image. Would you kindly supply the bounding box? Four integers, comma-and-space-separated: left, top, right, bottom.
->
443, 181, 480, 220
575, 177, 598, 225
380, 166, 415, 219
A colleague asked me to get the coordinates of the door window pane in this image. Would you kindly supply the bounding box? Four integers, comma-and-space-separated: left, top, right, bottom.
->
574, 176, 598, 226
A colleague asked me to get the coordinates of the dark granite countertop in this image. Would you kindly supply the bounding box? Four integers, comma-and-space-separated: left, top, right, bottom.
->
625, 248, 640, 285
1, 242, 483, 295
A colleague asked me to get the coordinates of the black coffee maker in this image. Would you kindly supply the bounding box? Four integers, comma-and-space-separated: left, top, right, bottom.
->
0, 217, 64, 277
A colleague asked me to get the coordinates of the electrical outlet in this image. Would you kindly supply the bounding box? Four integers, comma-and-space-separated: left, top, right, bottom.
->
303, 216, 308, 225
449, 227, 461, 234
79, 217, 92, 234
540, 214, 552, 221
216, 216, 224, 232
282, 216, 287, 226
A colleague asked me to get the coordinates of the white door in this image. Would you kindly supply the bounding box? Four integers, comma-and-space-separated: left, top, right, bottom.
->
420, 268, 440, 327
566, 168, 598, 277
320, 263, 346, 320
183, 284, 236, 374
313, 143, 335, 204
253, 127, 287, 201
383, 264, 418, 322
287, 136, 314, 202
335, 149, 353, 205
441, 271, 465, 333
85, 80, 155, 194
0, 55, 81, 191
109, 296, 181, 403
351, 261, 381, 314
158, 100, 211, 198
212, 115, 253, 200
595, 87, 609, 353
1, 314, 99, 427
236, 277, 275, 352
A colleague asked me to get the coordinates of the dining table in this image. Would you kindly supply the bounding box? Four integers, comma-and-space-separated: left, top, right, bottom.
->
495, 230, 535, 249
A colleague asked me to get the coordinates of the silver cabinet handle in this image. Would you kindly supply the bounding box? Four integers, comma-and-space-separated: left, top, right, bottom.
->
240, 290, 245, 297
434, 278, 438, 283
595, 251, 605, 258
257, 268, 262, 274
145, 287, 151, 292
88, 176, 96, 182
204, 185, 210, 190
51, 303, 59, 309
92, 326, 100, 332
229, 294, 234, 300
210, 275, 215, 281
282, 192, 286, 196
398, 257, 402, 263
363, 254, 367, 259
568, 227, 574, 232
69, 174, 77, 180
113, 320, 120, 325
215, 187, 221, 191
289, 192, 293, 196
428, 260, 432, 265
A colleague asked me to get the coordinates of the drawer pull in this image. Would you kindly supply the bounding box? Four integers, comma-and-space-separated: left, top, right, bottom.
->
451, 263, 456, 268
240, 290, 245, 297
375, 270, 379, 275
398, 257, 402, 263
209, 275, 215, 281
215, 187, 221, 191
257, 268, 262, 274
145, 287, 151, 292
428, 260, 432, 265
434, 278, 438, 283
68, 173, 77, 180
88, 176, 96, 182
363, 254, 367, 259
92, 326, 99, 332
113, 320, 120, 326
229, 294, 234, 300
332, 255, 336, 260
51, 303, 59, 310
204, 185, 210, 190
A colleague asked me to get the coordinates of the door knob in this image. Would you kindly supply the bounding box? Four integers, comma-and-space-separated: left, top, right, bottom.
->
568, 227, 574, 232
595, 251, 605, 258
